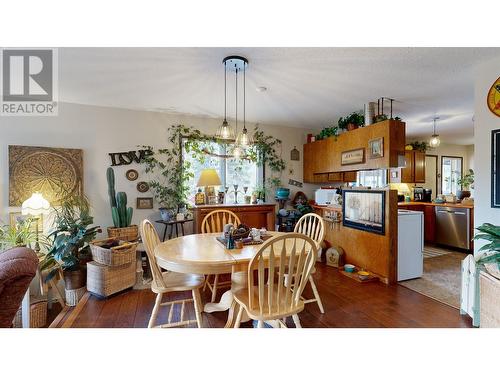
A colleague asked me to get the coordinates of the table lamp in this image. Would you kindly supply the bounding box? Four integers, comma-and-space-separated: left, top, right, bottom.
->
196, 169, 222, 205
21, 192, 50, 252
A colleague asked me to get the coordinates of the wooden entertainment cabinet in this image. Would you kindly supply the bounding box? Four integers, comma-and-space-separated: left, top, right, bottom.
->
192, 203, 276, 233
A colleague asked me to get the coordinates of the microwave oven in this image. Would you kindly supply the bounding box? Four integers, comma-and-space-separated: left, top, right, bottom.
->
315, 188, 338, 205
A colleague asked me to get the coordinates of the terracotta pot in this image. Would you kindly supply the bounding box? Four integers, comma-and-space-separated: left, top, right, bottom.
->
63, 268, 86, 290
347, 123, 359, 131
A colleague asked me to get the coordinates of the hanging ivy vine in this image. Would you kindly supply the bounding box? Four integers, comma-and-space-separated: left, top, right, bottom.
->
139, 124, 286, 209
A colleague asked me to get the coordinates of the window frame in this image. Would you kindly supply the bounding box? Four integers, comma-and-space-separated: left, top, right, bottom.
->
440, 155, 463, 195
180, 136, 264, 199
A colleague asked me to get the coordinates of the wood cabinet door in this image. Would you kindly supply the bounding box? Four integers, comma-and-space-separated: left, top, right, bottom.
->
313, 173, 329, 183
327, 172, 343, 182
414, 152, 426, 183
401, 151, 414, 183
424, 205, 436, 242
342, 171, 358, 182
303, 143, 315, 183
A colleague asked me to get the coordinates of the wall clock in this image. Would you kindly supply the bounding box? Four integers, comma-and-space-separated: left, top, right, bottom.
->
487, 76, 500, 117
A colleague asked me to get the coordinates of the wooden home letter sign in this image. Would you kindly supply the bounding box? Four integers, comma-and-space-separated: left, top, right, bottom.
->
109, 149, 153, 166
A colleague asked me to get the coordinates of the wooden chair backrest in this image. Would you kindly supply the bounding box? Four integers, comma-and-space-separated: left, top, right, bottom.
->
294, 213, 325, 249
247, 233, 316, 315
201, 209, 241, 234
140, 219, 166, 289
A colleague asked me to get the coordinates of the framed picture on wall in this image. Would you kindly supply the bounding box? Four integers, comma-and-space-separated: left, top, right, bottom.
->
492, 129, 500, 208
368, 137, 384, 159
136, 197, 153, 209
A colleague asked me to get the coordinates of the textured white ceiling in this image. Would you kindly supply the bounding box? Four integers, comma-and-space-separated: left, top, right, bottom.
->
59, 47, 500, 145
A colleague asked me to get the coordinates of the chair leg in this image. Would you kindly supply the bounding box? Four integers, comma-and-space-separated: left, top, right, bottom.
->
292, 314, 302, 328
203, 275, 210, 292
234, 304, 243, 328
309, 275, 324, 313
192, 288, 203, 328
211, 274, 219, 303
257, 320, 264, 328
148, 293, 163, 328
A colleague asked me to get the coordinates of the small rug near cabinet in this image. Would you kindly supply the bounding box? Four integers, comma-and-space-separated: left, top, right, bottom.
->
423, 246, 452, 259
400, 249, 467, 309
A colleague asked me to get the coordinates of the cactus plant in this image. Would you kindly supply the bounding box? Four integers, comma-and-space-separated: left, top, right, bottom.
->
106, 167, 133, 228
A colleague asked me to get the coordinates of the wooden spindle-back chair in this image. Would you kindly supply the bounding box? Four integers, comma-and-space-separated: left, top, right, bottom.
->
141, 219, 205, 328
294, 213, 326, 313
201, 210, 241, 302
233, 233, 317, 328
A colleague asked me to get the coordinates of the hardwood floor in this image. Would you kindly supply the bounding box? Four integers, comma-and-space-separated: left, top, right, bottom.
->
52, 263, 472, 328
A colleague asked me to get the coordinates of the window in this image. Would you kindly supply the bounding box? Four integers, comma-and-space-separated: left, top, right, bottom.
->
182, 139, 261, 204
441, 156, 463, 195
356, 169, 387, 188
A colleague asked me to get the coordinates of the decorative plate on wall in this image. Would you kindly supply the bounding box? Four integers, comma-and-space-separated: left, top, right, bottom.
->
136, 181, 149, 193
487, 76, 500, 117
126, 169, 139, 181
8, 145, 83, 206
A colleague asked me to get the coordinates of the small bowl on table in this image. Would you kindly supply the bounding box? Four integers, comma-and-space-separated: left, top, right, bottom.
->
344, 264, 356, 273
357, 271, 370, 281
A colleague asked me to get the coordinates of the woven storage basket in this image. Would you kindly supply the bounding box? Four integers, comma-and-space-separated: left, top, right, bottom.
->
90, 238, 137, 266
13, 299, 47, 328
65, 286, 86, 306
87, 261, 136, 297
107, 225, 139, 241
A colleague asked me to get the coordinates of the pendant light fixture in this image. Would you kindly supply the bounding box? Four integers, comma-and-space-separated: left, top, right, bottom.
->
235, 57, 253, 147
429, 116, 441, 148
215, 59, 235, 140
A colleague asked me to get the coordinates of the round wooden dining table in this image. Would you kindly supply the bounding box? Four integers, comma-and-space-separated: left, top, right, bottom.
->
155, 231, 287, 327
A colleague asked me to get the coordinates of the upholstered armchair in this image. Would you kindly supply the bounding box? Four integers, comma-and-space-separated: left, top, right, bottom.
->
0, 247, 39, 328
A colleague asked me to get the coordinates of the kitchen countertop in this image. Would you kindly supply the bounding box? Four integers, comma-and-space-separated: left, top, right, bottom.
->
398, 201, 474, 209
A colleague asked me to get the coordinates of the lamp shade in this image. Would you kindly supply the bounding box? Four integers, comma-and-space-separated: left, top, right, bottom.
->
21, 192, 50, 215
197, 169, 222, 187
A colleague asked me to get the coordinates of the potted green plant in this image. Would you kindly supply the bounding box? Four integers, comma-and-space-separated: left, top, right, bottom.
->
267, 177, 289, 200
457, 169, 474, 200
0, 217, 49, 252
315, 125, 339, 141
106, 167, 137, 240
474, 223, 500, 279
338, 111, 365, 131
41, 194, 100, 301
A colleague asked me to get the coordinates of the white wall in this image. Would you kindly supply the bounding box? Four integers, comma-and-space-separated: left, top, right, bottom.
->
474, 57, 500, 253
0, 102, 317, 235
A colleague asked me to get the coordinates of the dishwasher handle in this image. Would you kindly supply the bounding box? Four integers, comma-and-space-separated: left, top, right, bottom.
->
436, 209, 467, 215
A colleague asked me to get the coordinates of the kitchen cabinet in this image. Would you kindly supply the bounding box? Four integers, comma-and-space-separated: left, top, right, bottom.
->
312, 171, 358, 184
390, 150, 426, 183
423, 205, 436, 242
303, 119, 406, 183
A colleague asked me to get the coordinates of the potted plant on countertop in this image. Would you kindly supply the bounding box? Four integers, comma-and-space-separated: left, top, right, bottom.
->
40, 194, 101, 305
338, 111, 365, 131
106, 167, 137, 240
457, 169, 474, 200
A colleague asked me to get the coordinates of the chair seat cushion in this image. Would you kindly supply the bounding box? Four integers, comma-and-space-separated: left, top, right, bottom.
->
233, 287, 304, 321
152, 271, 205, 293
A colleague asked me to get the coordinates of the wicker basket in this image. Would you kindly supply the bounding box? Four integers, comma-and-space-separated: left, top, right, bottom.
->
107, 225, 139, 241
87, 261, 136, 297
90, 238, 137, 266
13, 299, 48, 328
65, 286, 86, 306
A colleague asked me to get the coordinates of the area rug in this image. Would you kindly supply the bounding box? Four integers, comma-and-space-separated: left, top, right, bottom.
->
400, 250, 467, 309
423, 246, 453, 259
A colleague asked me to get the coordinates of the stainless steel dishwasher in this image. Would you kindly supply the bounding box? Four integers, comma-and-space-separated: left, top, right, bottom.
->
435, 206, 470, 250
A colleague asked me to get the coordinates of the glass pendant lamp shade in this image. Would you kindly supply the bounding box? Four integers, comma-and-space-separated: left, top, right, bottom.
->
429, 117, 441, 148
216, 119, 235, 140
236, 127, 253, 147
429, 134, 441, 147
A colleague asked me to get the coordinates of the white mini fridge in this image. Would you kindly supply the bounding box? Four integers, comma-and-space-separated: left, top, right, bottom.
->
398, 209, 424, 281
